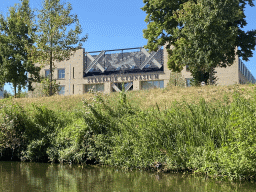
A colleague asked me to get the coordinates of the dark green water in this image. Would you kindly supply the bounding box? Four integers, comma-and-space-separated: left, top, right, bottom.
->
0, 162, 255, 192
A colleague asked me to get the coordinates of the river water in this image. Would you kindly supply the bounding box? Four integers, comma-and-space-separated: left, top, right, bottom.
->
0, 161, 255, 192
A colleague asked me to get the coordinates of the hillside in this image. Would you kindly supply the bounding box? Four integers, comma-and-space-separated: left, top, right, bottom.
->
2, 83, 255, 111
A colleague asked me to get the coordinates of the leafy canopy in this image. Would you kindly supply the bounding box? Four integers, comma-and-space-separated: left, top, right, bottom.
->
142, 0, 256, 84
32, 0, 87, 95
0, 0, 40, 97
33, 0, 87, 65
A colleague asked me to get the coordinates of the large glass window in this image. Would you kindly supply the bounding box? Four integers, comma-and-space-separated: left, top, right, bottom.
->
45, 69, 50, 78
85, 84, 104, 93
58, 69, 65, 79
112, 82, 133, 92
59, 85, 65, 95
141, 80, 164, 90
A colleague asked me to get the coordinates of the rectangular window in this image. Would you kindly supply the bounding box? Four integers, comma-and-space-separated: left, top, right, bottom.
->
58, 69, 65, 79
85, 84, 104, 93
59, 85, 65, 95
73, 84, 74, 94
186, 78, 192, 87
73, 67, 74, 79
141, 80, 164, 90
45, 69, 50, 78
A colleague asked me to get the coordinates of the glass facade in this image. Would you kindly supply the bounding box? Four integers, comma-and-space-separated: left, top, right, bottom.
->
85, 84, 104, 92
239, 58, 256, 84
58, 69, 65, 79
141, 80, 164, 90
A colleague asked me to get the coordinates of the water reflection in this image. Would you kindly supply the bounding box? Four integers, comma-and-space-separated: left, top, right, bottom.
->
0, 162, 255, 192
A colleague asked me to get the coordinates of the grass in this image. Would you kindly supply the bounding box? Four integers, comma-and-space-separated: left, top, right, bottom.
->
1, 83, 256, 181
3, 83, 255, 111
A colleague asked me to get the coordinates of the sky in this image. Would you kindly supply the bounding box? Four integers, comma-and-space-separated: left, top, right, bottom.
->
1, 0, 256, 93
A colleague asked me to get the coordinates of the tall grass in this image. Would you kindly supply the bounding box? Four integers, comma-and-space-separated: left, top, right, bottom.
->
0, 84, 256, 181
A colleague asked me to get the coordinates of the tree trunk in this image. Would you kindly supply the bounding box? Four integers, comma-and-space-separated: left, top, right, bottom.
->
13, 82, 17, 98
50, 50, 53, 96
209, 67, 213, 85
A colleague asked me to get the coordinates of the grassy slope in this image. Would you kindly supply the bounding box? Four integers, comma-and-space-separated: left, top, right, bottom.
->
4, 83, 255, 111
1, 83, 256, 181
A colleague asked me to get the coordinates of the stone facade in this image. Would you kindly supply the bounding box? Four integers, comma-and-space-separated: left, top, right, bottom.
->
31, 46, 255, 96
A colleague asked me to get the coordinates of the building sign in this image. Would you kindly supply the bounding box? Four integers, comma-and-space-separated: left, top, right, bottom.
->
84, 47, 163, 77
86, 74, 160, 84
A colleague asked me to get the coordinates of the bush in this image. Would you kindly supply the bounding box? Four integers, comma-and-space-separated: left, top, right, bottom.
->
1, 87, 256, 181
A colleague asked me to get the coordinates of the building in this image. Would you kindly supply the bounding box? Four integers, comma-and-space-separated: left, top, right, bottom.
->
32, 46, 255, 96
182, 54, 256, 87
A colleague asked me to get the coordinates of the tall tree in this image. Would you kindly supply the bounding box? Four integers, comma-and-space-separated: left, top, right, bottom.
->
142, 0, 256, 85
33, 0, 87, 96
0, 0, 40, 97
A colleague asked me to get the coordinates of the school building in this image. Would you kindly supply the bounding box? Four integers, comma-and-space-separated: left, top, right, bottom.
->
32, 46, 255, 96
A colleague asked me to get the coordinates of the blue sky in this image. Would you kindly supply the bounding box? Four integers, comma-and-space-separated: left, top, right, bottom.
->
1, 0, 256, 93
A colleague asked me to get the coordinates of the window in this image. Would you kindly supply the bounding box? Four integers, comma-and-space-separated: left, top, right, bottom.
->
186, 78, 192, 87
141, 80, 164, 90
58, 69, 65, 79
112, 82, 133, 92
59, 85, 65, 95
85, 84, 104, 93
45, 70, 50, 78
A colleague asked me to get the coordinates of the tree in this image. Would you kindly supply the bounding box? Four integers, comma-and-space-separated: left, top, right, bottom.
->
169, 71, 185, 87
142, 0, 256, 85
0, 0, 40, 97
4, 90, 13, 98
33, 0, 87, 96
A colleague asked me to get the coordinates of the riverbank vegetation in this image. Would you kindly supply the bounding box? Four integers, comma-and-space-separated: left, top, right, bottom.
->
1, 84, 256, 181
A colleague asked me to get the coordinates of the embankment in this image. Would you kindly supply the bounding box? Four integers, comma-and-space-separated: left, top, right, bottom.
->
1, 84, 256, 181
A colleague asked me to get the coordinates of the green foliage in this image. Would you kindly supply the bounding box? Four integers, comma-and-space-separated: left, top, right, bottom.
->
142, 0, 256, 84
168, 72, 185, 87
1, 87, 256, 180
0, 103, 28, 160
0, 0, 40, 97
3, 90, 12, 98
40, 78, 61, 96
33, 0, 87, 96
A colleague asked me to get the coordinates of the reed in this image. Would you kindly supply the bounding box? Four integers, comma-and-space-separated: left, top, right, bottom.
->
0, 83, 256, 181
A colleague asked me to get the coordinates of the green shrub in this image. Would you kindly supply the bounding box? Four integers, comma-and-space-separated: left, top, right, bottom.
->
1, 87, 256, 181
0, 103, 28, 160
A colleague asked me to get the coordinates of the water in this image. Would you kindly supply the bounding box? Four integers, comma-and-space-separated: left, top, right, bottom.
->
0, 161, 255, 192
